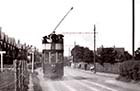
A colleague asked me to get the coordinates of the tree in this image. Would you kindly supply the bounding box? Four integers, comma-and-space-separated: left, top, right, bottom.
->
83, 47, 93, 63
98, 48, 117, 64
71, 45, 94, 63
123, 51, 132, 61
34, 51, 42, 62
71, 45, 84, 62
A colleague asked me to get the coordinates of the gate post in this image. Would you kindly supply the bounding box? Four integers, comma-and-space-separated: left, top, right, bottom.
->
0, 51, 6, 72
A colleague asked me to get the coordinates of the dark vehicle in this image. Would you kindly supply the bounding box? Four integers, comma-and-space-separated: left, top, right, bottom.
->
42, 32, 64, 79
42, 7, 73, 79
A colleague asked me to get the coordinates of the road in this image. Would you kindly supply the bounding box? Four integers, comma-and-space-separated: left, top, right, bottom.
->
29, 67, 140, 91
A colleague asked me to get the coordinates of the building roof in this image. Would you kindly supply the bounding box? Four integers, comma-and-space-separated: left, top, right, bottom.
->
97, 47, 125, 55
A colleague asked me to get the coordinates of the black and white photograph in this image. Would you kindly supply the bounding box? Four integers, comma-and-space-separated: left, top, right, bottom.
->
0, 0, 140, 91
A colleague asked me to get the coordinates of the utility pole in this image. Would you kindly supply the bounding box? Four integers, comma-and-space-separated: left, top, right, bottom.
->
132, 0, 135, 59
94, 25, 96, 74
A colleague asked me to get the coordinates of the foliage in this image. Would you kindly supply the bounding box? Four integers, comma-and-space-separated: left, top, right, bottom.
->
71, 45, 84, 63
97, 47, 133, 65
123, 51, 132, 61
71, 45, 94, 63
34, 51, 42, 62
71, 45, 133, 65
98, 48, 117, 64
83, 47, 94, 63
118, 60, 140, 81
115, 51, 132, 62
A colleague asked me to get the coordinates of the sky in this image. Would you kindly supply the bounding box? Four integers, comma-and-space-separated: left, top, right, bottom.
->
0, 0, 140, 56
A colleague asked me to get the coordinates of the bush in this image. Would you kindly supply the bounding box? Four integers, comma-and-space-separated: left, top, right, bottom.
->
118, 60, 140, 81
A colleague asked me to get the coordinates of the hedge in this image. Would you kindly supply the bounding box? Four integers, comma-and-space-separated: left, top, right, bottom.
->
118, 60, 140, 81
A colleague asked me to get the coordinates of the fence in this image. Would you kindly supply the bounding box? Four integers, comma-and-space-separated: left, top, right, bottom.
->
14, 59, 29, 91
96, 63, 120, 74
71, 62, 121, 74
0, 27, 30, 91
0, 60, 29, 91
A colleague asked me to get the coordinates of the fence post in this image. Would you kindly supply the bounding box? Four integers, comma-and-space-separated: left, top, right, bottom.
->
14, 60, 17, 91
18, 60, 21, 91
21, 60, 23, 91
32, 52, 34, 73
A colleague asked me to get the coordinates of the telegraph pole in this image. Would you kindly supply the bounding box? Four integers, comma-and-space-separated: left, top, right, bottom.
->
94, 25, 96, 74
132, 0, 135, 59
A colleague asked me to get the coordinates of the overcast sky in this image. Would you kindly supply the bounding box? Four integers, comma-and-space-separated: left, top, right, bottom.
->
0, 0, 140, 56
